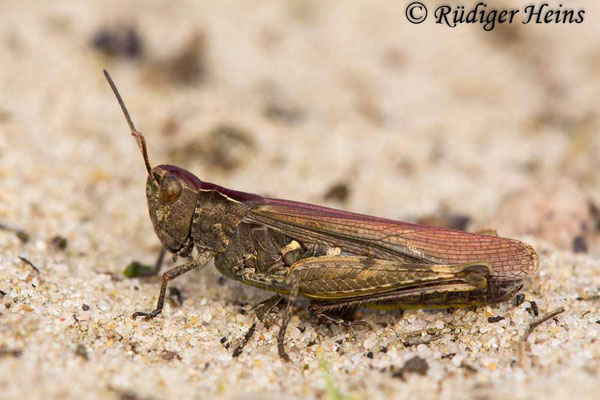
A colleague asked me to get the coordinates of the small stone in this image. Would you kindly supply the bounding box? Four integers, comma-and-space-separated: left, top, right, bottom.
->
392, 356, 429, 379
514, 294, 526, 306
49, 236, 68, 251
526, 301, 539, 317
363, 336, 377, 350
323, 183, 350, 202
82, 304, 90, 311
15, 231, 30, 243
91, 26, 143, 58
79, 313, 90, 322
573, 236, 588, 253
75, 344, 88, 360
202, 310, 212, 323
161, 350, 180, 361
416, 344, 428, 353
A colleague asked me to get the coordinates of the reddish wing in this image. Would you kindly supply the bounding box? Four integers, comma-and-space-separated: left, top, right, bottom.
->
246, 198, 538, 281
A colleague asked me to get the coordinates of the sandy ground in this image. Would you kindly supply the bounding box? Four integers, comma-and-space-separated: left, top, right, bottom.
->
1, 1, 600, 399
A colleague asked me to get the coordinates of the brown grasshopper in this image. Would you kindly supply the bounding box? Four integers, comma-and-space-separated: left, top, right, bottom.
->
104, 70, 539, 361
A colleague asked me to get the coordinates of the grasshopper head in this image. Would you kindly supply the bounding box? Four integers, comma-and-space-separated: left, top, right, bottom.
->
145, 165, 200, 253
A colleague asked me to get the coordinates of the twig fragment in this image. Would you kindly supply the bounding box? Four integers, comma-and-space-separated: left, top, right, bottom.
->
519, 306, 565, 367
232, 322, 257, 358
18, 255, 40, 274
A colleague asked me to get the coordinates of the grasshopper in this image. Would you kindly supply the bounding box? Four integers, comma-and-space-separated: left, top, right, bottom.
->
104, 71, 539, 361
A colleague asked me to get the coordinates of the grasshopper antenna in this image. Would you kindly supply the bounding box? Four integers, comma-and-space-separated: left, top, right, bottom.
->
103, 69, 156, 183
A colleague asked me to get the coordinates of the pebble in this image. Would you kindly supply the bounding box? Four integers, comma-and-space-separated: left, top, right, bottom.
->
363, 336, 377, 350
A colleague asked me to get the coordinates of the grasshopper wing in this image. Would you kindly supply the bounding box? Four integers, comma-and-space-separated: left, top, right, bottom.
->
289, 256, 490, 300
247, 198, 538, 281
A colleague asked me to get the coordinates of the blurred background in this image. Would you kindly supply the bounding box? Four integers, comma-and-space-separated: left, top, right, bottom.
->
2, 0, 600, 253
3, 0, 600, 255
1, 1, 599, 399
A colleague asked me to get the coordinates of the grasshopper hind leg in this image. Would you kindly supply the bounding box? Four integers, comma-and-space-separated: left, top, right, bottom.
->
309, 282, 498, 315
232, 295, 283, 358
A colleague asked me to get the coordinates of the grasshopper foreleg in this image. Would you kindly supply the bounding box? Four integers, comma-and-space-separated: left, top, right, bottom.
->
152, 247, 167, 275
132, 251, 212, 320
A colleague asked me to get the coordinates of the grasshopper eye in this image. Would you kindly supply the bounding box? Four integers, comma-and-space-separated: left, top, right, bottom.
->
159, 174, 182, 204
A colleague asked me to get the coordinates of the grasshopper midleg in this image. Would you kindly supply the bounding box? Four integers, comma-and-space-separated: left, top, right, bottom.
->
252, 295, 283, 320
104, 70, 540, 361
